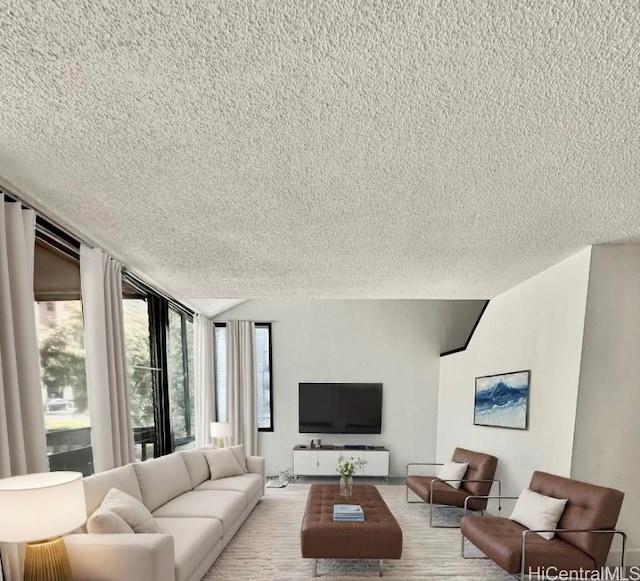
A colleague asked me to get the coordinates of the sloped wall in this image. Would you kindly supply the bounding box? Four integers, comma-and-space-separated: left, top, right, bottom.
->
438, 299, 487, 354
571, 245, 640, 564
437, 248, 592, 512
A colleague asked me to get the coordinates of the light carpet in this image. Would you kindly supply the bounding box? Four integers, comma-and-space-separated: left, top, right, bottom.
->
203, 484, 512, 580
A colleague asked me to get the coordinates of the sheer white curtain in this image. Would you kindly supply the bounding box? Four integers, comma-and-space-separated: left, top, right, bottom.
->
194, 315, 215, 447
226, 321, 258, 456
80, 246, 134, 472
0, 195, 47, 581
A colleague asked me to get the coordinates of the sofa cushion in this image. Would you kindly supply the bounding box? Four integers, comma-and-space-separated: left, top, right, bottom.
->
230, 445, 248, 473
195, 473, 264, 500
86, 508, 135, 534
83, 465, 143, 517
155, 517, 222, 581
406, 475, 487, 511
204, 447, 246, 480
246, 456, 265, 477
461, 515, 594, 574
438, 461, 468, 489
100, 488, 160, 533
179, 448, 210, 488
510, 488, 567, 540
133, 454, 192, 512
152, 490, 246, 534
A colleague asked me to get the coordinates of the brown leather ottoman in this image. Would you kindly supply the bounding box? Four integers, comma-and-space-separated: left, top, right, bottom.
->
301, 484, 402, 576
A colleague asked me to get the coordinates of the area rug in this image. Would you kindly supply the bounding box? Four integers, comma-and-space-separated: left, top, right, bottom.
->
203, 483, 512, 580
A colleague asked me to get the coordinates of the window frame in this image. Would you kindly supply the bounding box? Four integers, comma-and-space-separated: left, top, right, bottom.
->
166, 305, 195, 449
255, 323, 274, 432
124, 273, 195, 455
214, 322, 274, 432
33, 227, 94, 475
122, 296, 159, 461
10, 188, 198, 463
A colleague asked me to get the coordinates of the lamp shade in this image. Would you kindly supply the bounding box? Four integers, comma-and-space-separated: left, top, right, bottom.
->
210, 422, 232, 439
0, 471, 86, 543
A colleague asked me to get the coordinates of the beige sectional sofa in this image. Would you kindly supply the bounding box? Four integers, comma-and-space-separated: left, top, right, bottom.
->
64, 447, 265, 581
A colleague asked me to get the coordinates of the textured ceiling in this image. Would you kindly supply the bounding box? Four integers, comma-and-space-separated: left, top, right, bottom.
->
1, 1, 640, 305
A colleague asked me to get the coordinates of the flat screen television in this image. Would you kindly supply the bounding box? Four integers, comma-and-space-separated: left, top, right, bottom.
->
298, 383, 383, 434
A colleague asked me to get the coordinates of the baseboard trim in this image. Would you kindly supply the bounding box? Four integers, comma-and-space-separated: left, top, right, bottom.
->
609, 547, 640, 567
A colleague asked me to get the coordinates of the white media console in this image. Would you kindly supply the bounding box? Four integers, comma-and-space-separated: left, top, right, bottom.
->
292, 445, 390, 480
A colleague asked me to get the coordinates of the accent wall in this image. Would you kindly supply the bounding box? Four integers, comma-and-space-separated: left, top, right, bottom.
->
437, 248, 592, 511
215, 299, 442, 477
571, 245, 640, 564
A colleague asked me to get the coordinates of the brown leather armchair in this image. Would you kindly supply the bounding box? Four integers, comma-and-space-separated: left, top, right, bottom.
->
461, 471, 626, 579
406, 447, 499, 527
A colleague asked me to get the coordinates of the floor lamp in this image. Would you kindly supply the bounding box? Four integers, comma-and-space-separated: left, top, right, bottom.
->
0, 472, 86, 581
210, 421, 232, 448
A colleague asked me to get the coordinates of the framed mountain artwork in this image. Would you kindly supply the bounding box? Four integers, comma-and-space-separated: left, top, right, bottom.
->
474, 370, 530, 430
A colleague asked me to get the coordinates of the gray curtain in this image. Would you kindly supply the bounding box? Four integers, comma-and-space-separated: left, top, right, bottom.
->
194, 315, 216, 447
0, 195, 48, 581
226, 321, 258, 456
80, 246, 135, 472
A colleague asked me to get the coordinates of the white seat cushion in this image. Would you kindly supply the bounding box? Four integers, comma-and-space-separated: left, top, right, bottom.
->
155, 518, 222, 581
152, 490, 246, 534
195, 473, 263, 501
133, 454, 193, 512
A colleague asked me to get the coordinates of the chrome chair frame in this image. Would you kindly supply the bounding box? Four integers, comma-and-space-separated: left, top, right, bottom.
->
406, 463, 501, 528
459, 494, 627, 581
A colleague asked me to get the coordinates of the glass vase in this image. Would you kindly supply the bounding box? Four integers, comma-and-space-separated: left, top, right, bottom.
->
340, 475, 353, 496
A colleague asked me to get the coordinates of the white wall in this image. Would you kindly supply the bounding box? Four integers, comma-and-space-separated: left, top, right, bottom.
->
215, 300, 442, 477
437, 248, 592, 509
572, 245, 640, 564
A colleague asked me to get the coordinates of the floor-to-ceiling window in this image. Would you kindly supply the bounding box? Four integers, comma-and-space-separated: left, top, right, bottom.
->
122, 296, 157, 460
214, 323, 273, 431
255, 324, 273, 430
30, 207, 198, 470
168, 307, 195, 449
34, 236, 94, 475
123, 276, 196, 456
214, 324, 227, 422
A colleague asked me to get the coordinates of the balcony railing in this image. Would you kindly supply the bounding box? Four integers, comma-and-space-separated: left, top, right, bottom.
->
47, 426, 157, 475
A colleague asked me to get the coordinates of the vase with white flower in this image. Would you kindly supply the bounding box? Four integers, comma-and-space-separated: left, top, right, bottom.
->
336, 456, 366, 496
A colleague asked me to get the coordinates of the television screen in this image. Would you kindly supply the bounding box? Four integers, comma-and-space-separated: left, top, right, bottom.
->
298, 383, 383, 434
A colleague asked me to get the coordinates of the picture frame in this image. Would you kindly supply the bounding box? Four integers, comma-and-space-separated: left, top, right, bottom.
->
474, 370, 530, 430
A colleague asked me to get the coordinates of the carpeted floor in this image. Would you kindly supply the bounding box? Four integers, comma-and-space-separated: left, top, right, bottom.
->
203, 484, 512, 580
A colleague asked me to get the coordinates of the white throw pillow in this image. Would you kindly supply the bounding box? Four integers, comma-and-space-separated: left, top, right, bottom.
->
230, 444, 248, 474
204, 447, 246, 480
438, 461, 469, 489
99, 488, 160, 533
510, 488, 568, 540
87, 508, 135, 534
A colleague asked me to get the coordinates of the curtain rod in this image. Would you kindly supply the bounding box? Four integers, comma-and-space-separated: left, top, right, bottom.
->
2, 186, 195, 317
2, 189, 95, 250
122, 270, 194, 318
35, 223, 81, 259
214, 320, 275, 324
